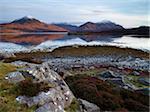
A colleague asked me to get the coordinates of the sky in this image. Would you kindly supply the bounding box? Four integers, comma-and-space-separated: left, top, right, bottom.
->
0, 0, 149, 28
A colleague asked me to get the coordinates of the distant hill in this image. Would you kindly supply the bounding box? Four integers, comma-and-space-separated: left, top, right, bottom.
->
68, 21, 149, 37
125, 26, 150, 36
53, 23, 78, 31
0, 16, 68, 33
77, 21, 124, 32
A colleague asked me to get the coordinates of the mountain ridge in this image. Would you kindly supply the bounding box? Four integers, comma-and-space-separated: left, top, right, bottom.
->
0, 17, 149, 36
0, 17, 68, 33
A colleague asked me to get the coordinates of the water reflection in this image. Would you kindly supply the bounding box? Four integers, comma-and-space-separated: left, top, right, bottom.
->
0, 34, 149, 52
0, 34, 123, 45
0, 34, 65, 46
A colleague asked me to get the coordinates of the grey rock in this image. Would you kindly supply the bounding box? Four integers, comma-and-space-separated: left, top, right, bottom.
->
138, 77, 150, 86
132, 71, 140, 76
5, 71, 25, 83
99, 70, 119, 79
11, 61, 36, 67
36, 102, 64, 112
15, 63, 74, 112
0, 52, 16, 58
78, 99, 100, 112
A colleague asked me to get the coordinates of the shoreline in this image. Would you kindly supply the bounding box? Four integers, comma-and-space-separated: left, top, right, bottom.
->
1, 45, 149, 64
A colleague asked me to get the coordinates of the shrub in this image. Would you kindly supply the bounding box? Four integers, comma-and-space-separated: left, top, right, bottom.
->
16, 78, 51, 97
65, 75, 149, 111
124, 99, 149, 112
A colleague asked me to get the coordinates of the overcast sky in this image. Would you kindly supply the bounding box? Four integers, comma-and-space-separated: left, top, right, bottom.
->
0, 0, 149, 27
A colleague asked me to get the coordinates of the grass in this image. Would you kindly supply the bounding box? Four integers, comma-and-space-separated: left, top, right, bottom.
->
0, 62, 17, 77
0, 62, 36, 112
70, 67, 150, 90
65, 98, 80, 112
69, 68, 106, 76
125, 75, 149, 89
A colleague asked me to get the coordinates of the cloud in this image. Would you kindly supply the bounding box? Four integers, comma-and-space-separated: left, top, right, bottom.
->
71, 4, 149, 28
92, 10, 107, 14
0, 0, 149, 27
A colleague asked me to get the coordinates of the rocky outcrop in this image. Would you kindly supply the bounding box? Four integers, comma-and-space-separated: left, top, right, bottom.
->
5, 61, 103, 112
98, 70, 119, 79
98, 70, 136, 90
6, 63, 75, 112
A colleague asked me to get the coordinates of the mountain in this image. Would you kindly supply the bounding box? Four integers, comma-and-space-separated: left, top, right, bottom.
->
77, 21, 124, 33
11, 16, 41, 24
54, 23, 78, 31
0, 16, 68, 33
68, 21, 149, 37
125, 26, 150, 36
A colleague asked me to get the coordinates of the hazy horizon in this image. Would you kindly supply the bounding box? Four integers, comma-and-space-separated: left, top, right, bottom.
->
0, 0, 149, 28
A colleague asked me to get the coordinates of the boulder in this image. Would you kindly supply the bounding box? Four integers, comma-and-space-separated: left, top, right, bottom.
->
35, 102, 64, 112
99, 70, 118, 79
78, 99, 100, 112
138, 77, 150, 86
5, 71, 25, 83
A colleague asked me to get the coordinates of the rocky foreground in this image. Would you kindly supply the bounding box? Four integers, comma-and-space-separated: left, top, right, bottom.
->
0, 45, 149, 112
4, 62, 100, 112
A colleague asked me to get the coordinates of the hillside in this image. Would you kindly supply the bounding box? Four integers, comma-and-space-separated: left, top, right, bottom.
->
0, 16, 68, 33
78, 21, 124, 32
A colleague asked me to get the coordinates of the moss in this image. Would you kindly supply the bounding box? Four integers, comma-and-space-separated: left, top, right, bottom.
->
125, 75, 149, 88
0, 62, 36, 112
65, 98, 80, 112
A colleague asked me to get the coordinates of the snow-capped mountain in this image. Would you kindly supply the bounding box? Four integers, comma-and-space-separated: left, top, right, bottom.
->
11, 16, 41, 24
78, 21, 124, 32
0, 16, 68, 33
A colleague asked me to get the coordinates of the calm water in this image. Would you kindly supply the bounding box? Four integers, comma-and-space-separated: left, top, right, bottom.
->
0, 34, 149, 52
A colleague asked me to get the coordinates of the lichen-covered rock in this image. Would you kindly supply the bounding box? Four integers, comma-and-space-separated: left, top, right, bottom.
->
7, 62, 75, 112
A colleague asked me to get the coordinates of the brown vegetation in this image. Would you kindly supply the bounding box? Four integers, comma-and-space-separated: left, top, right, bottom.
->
15, 78, 52, 97
3, 46, 149, 63
65, 75, 149, 111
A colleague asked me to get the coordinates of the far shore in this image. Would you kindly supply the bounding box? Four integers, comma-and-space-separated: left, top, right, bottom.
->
1, 45, 149, 64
